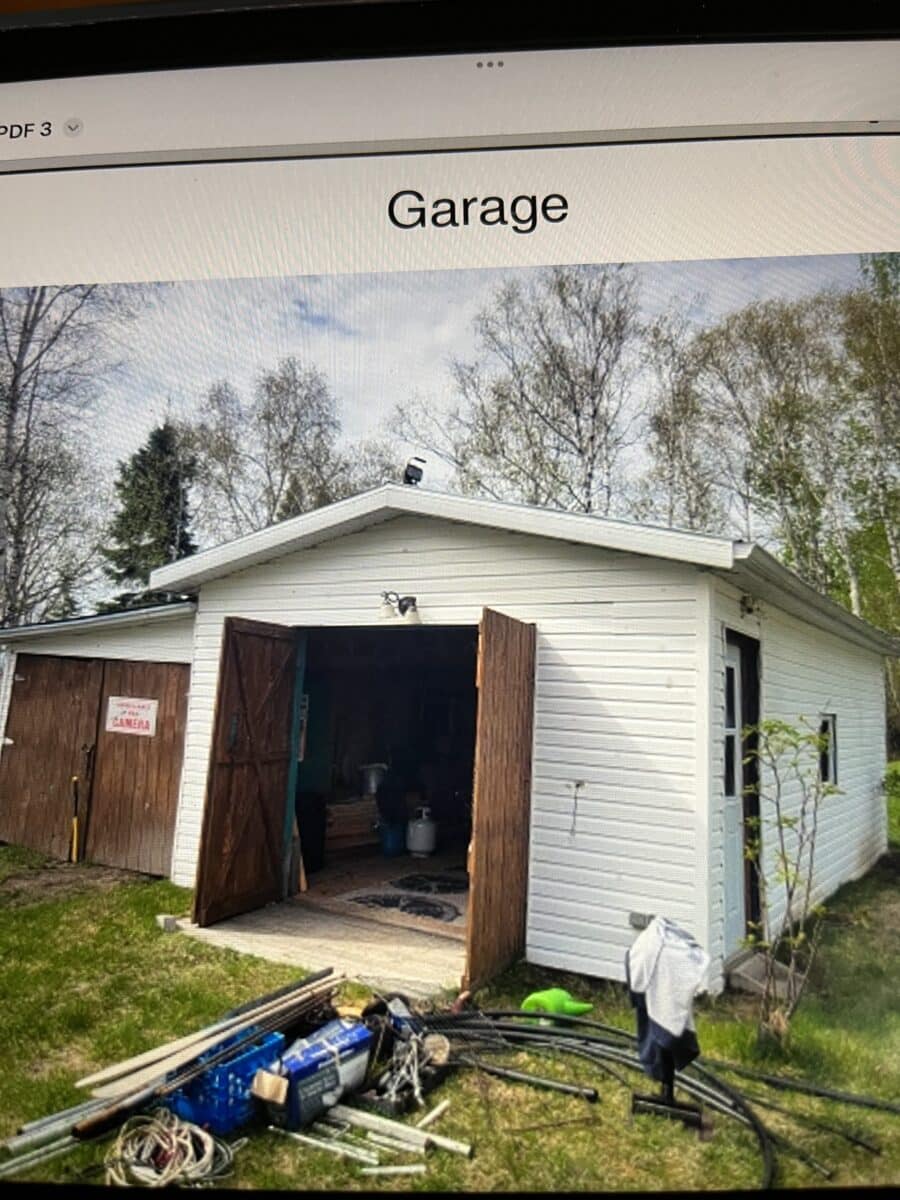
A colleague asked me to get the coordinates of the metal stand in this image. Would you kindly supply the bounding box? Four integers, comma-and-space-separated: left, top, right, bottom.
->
632, 1049, 705, 1134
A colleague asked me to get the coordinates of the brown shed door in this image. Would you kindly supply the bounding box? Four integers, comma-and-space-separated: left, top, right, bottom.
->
0, 654, 103, 859
193, 617, 298, 927
464, 608, 537, 991
86, 661, 190, 876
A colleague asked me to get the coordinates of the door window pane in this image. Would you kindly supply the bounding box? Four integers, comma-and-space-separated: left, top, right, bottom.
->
725, 734, 736, 796
725, 665, 736, 730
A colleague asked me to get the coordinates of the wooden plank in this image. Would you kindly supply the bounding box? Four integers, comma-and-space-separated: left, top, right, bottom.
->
85, 661, 189, 874
81, 972, 342, 1097
0, 655, 103, 859
193, 618, 297, 927
464, 609, 536, 991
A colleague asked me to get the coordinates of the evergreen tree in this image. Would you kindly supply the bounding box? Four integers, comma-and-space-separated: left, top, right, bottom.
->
100, 422, 197, 611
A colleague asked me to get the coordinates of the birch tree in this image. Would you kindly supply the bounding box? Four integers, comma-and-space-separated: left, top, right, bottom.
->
394, 264, 644, 515
187, 357, 402, 541
635, 313, 724, 531
0, 284, 135, 625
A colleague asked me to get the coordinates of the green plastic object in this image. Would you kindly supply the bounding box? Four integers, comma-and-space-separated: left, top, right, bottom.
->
520, 987, 593, 1017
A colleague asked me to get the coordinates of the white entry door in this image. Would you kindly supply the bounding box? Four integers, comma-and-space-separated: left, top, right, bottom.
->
723, 642, 745, 957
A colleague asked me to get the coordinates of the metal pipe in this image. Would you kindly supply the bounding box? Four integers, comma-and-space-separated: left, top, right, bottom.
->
267, 1125, 379, 1165
16, 1096, 107, 1135
416, 1099, 450, 1129
360, 1164, 426, 1176
4, 1102, 109, 1156
328, 1103, 473, 1158
0, 1135, 78, 1179
366, 1132, 426, 1155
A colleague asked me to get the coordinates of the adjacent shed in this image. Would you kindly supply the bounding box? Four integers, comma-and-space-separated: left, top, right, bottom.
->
0, 603, 195, 874
142, 486, 896, 991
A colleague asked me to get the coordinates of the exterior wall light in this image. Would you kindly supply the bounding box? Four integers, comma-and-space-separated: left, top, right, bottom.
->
379, 591, 421, 623
379, 590, 399, 619
398, 596, 421, 624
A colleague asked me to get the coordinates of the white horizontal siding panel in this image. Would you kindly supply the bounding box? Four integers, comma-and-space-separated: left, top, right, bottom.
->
708, 579, 888, 977
0, 650, 16, 766
172, 515, 706, 969
0, 615, 195, 664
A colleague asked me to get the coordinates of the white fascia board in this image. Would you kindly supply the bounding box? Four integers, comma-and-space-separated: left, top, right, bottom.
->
149, 485, 735, 591
725, 545, 900, 658
0, 601, 196, 644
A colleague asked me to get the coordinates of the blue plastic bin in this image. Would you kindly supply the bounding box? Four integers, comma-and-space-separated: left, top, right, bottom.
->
378, 821, 406, 857
164, 1027, 285, 1135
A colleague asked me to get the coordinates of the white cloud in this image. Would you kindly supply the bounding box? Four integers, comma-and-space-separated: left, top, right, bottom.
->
86, 252, 864, 484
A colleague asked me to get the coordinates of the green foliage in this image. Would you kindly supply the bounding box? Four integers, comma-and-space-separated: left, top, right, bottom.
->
886, 761, 900, 848
742, 718, 836, 1043
100, 421, 197, 610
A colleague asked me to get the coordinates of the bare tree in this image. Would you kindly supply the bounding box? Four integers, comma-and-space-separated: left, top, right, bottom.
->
840, 254, 900, 596
692, 297, 842, 583
394, 264, 644, 515
634, 312, 725, 531
0, 284, 136, 625
187, 357, 403, 541
186, 360, 341, 539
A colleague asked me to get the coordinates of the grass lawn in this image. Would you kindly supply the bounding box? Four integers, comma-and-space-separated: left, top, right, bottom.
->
1, 775, 898, 1192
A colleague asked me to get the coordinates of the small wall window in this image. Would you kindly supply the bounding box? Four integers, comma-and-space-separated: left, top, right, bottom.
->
819, 714, 837, 784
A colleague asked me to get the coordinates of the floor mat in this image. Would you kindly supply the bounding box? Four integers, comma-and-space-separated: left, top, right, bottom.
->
347, 892, 462, 923
390, 871, 469, 895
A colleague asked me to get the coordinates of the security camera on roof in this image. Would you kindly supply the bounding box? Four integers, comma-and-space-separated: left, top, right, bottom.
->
403, 456, 426, 485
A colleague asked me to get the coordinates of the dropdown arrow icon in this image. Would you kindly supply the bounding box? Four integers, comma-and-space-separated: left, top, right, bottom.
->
64, 117, 83, 137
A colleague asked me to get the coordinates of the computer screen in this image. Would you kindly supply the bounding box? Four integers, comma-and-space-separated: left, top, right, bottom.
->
0, 10, 897, 1185
0, 4, 897, 1190
0, 7, 896, 623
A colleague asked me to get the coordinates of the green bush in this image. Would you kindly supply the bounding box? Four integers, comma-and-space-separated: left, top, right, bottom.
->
886, 761, 900, 848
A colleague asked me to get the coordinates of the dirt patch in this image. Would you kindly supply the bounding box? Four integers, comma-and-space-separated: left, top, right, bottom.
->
0, 859, 150, 907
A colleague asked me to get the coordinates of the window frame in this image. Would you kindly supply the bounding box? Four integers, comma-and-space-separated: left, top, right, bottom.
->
818, 713, 837, 785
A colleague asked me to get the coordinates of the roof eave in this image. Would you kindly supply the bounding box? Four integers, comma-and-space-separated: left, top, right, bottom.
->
727, 545, 900, 657
0, 601, 197, 643
149, 484, 735, 591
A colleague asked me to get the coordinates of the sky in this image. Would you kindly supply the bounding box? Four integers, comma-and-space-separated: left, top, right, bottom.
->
95, 252, 864, 487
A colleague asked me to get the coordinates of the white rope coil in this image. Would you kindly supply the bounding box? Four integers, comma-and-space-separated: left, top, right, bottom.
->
104, 1107, 244, 1188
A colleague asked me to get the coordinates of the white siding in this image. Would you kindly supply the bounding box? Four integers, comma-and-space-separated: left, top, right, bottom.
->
171, 515, 707, 982
0, 616, 195, 664
0, 649, 16, 765
709, 579, 887, 979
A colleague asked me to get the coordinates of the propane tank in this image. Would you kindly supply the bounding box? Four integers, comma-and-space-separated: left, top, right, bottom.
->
406, 806, 437, 857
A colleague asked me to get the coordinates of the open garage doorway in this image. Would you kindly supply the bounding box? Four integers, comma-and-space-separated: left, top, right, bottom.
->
192, 609, 535, 989
293, 624, 478, 941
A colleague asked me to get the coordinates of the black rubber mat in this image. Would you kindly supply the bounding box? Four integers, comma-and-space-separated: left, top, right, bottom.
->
349, 892, 461, 922
389, 873, 469, 895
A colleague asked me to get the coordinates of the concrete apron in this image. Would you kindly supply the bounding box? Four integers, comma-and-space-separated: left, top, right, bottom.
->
174, 901, 466, 1000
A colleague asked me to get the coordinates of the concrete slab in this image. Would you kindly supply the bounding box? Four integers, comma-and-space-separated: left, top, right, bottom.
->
175, 900, 465, 1000
726, 950, 790, 1000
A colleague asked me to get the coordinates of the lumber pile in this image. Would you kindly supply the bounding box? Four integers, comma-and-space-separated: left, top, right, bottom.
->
71, 968, 342, 1139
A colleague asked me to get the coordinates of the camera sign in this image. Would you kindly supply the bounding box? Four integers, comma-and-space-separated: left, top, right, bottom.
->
106, 696, 158, 737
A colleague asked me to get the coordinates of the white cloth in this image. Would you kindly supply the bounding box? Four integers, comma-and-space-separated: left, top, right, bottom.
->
626, 916, 710, 1038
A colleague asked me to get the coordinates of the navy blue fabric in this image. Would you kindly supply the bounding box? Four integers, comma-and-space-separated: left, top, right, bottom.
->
625, 955, 700, 1083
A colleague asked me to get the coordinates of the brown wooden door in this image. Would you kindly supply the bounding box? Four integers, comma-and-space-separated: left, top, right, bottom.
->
0, 654, 103, 859
85, 660, 190, 875
464, 608, 537, 991
193, 617, 298, 927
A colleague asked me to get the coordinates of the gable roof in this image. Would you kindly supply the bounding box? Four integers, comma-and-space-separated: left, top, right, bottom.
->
148, 485, 899, 657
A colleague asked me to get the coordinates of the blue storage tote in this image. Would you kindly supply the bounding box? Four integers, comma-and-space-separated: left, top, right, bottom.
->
164, 1027, 285, 1135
